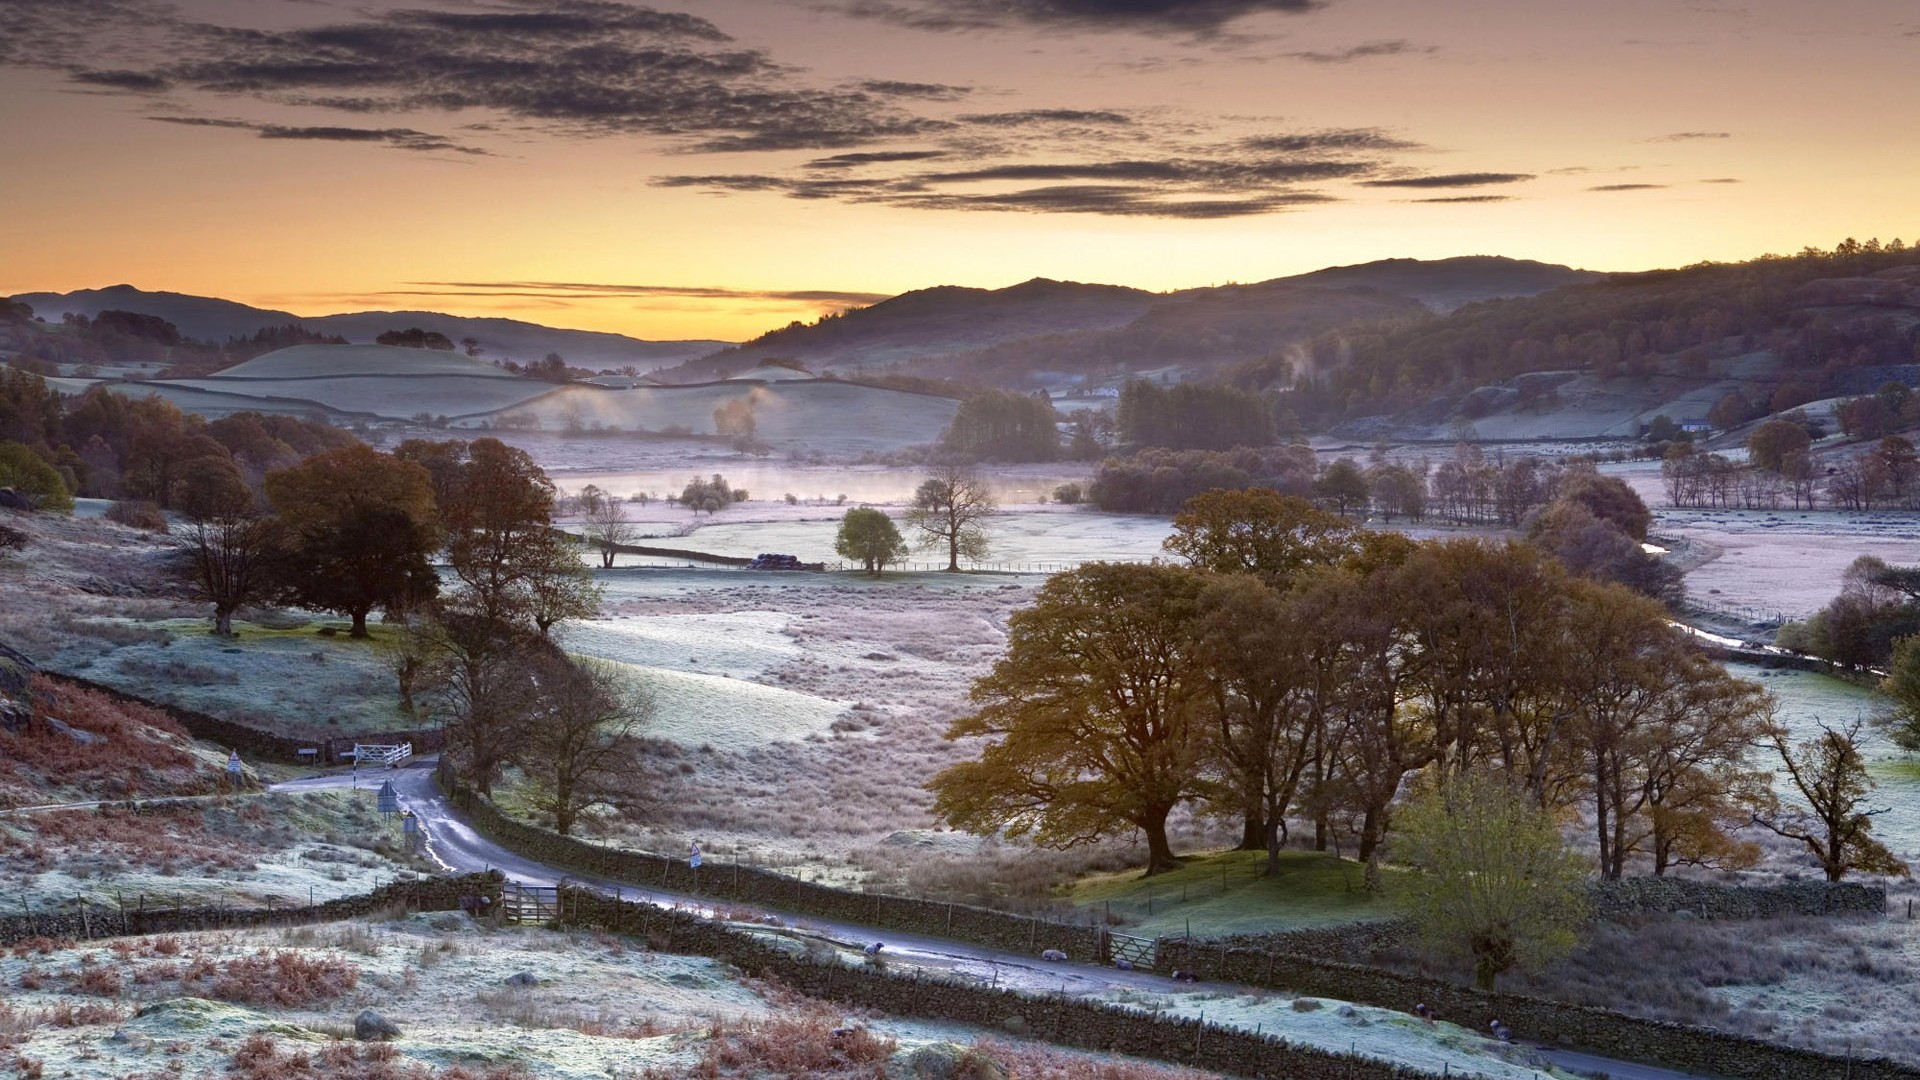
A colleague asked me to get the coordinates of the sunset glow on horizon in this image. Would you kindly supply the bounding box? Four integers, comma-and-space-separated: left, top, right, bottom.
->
5, 0, 1917, 342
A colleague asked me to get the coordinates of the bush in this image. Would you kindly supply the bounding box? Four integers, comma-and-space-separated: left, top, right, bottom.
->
104, 500, 167, 532
205, 950, 359, 1008
0, 442, 72, 512
1052, 482, 1083, 505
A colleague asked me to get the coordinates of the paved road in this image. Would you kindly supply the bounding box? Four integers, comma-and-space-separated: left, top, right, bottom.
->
273, 760, 1715, 1080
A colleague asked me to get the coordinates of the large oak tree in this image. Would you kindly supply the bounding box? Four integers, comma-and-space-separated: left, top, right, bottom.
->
928, 562, 1209, 874
265, 445, 440, 638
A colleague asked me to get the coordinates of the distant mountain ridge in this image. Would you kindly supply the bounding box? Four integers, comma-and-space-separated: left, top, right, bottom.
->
659, 256, 1598, 386
7, 285, 731, 371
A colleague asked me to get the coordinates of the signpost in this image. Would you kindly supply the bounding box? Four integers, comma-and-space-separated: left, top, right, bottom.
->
226, 750, 242, 791
376, 780, 399, 815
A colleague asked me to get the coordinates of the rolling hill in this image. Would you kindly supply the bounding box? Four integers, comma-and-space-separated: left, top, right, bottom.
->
8, 285, 730, 371
80, 343, 956, 454
659, 257, 1596, 388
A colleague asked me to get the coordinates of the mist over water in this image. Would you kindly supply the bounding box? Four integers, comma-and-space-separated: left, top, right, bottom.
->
558, 464, 1090, 505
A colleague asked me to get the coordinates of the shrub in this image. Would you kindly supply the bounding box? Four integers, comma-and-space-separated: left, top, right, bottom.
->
225, 1036, 532, 1080
205, 950, 359, 1008
105, 500, 168, 532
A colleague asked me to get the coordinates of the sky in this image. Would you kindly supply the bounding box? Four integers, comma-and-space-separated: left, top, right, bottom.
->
2, 0, 1917, 342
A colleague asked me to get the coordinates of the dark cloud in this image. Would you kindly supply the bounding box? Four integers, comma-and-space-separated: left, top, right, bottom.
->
149, 115, 487, 154
957, 109, 1135, 127
1, 0, 1435, 221
918, 158, 1371, 184
1407, 195, 1514, 203
1700, 177, 1742, 184
402, 281, 891, 304
1360, 172, 1532, 188
1651, 131, 1732, 141
1285, 39, 1433, 63
805, 150, 951, 169
879, 185, 1335, 218
4, 0, 947, 155
70, 69, 171, 91
858, 80, 971, 100
1589, 183, 1666, 191
1241, 129, 1421, 153
835, 0, 1321, 36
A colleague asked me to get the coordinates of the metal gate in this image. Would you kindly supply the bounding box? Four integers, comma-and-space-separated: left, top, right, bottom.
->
502, 883, 558, 925
1105, 931, 1156, 971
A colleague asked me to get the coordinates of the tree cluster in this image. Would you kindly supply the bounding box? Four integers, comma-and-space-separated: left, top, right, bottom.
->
930, 490, 1778, 891
939, 390, 1060, 462
677, 474, 747, 514
0, 367, 358, 512
1116, 378, 1274, 451
375, 328, 456, 350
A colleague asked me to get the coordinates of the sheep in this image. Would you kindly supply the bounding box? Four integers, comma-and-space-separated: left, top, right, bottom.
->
1040, 948, 1067, 962
1112, 957, 1134, 971
863, 941, 885, 957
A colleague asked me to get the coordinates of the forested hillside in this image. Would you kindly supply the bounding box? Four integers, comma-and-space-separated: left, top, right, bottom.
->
1268, 240, 1920, 426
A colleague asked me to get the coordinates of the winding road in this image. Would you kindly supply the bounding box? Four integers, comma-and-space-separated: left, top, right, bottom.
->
270, 758, 1712, 1080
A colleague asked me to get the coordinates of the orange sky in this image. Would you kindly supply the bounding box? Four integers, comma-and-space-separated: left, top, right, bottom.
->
3, 0, 1917, 342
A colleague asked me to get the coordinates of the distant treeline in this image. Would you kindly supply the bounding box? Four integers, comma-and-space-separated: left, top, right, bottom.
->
936, 378, 1279, 463
1246, 239, 1920, 425
0, 366, 356, 508
0, 302, 347, 377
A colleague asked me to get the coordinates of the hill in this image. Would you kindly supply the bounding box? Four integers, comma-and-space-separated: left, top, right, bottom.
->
1276, 241, 1920, 437
1273, 255, 1604, 313
72, 344, 957, 453
212, 343, 521, 380
661, 258, 1589, 389
8, 285, 730, 371
669, 277, 1157, 382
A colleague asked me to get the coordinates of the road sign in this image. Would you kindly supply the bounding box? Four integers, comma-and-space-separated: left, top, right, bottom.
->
689, 842, 702, 869
376, 780, 399, 814
227, 751, 241, 776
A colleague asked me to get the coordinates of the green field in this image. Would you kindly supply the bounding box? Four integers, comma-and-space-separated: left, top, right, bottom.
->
1069, 849, 1401, 937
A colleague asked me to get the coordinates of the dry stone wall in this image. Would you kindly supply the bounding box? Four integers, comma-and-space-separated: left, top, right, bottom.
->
0, 872, 501, 947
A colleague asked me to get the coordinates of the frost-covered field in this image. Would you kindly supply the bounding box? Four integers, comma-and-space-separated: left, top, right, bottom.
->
1602, 461, 1920, 619
171, 375, 554, 418
1736, 663, 1920, 861
0, 915, 1561, 1080
651, 506, 1174, 568
0, 790, 436, 909
38, 617, 412, 739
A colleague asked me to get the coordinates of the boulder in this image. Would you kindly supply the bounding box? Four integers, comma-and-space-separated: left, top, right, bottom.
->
354, 1009, 401, 1041
0, 489, 31, 512
504, 971, 539, 987
1, 644, 37, 734
892, 1042, 1009, 1080
45, 716, 102, 746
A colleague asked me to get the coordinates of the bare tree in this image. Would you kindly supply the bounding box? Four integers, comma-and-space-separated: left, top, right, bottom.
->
576, 483, 636, 569
522, 657, 655, 835
418, 613, 544, 796
176, 457, 281, 638
904, 465, 998, 571
1754, 718, 1910, 881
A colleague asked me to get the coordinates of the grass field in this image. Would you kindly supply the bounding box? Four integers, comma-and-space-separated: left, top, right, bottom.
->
42, 616, 413, 739
1067, 849, 1400, 937
471, 379, 958, 453
1734, 662, 1920, 861
675, 507, 1173, 568
172, 374, 552, 418
215, 344, 523, 379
